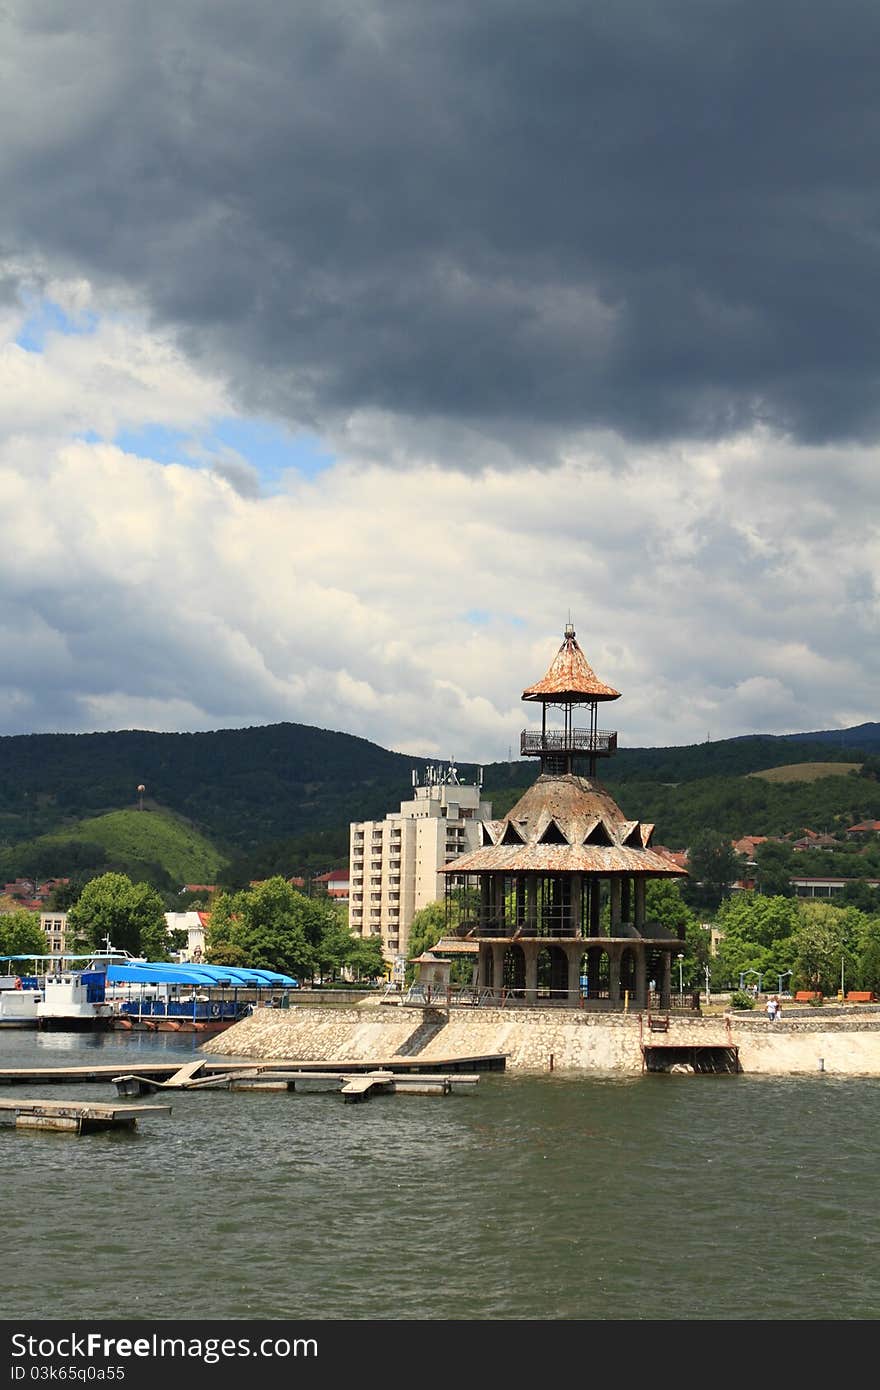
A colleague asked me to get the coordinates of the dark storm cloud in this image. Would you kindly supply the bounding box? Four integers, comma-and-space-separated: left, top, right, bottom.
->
5, 0, 880, 446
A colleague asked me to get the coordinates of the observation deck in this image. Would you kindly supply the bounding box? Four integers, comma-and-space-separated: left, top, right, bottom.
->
520, 728, 618, 759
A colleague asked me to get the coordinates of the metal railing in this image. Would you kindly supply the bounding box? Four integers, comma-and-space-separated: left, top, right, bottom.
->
520, 728, 617, 757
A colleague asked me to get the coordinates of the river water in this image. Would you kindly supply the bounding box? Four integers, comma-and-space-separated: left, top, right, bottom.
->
1, 1028, 878, 1322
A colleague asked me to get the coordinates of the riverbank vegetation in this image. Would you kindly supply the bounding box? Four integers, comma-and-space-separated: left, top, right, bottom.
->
653, 882, 880, 999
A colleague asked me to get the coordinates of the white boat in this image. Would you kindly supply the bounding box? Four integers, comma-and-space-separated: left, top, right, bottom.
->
37, 963, 118, 1031
1, 948, 143, 1032
0, 971, 41, 1028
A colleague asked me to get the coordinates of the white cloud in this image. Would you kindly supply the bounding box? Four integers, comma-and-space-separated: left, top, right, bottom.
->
0, 286, 877, 760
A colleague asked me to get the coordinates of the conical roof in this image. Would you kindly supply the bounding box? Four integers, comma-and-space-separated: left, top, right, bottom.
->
441, 773, 685, 877
522, 623, 621, 702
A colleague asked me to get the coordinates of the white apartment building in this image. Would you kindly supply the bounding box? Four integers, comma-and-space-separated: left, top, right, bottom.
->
349, 764, 492, 966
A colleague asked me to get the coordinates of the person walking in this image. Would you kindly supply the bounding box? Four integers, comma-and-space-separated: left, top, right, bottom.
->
766, 995, 778, 1021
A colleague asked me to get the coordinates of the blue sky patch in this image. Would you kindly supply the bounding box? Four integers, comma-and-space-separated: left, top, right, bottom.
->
114, 417, 337, 487
209, 418, 336, 483
16, 297, 98, 352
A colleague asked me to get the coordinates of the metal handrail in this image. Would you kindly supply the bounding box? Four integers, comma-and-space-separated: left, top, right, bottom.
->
520, 728, 617, 755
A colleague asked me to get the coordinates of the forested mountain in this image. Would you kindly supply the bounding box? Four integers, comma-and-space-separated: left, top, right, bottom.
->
0, 721, 877, 886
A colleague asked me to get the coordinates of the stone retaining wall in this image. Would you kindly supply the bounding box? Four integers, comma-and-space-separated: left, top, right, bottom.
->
202, 1000, 880, 1076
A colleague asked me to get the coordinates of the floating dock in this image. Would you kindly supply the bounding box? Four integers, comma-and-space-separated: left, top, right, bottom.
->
0, 1096, 172, 1134
0, 1054, 505, 1087
112, 1062, 480, 1101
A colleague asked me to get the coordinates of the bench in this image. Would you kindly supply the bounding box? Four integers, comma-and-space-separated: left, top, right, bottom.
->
846, 991, 874, 1003
794, 991, 822, 1002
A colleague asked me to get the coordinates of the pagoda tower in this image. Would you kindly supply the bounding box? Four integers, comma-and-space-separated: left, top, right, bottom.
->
441, 623, 687, 1010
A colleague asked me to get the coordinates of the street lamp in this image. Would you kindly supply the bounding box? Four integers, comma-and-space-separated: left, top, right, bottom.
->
677, 952, 684, 997
778, 969, 793, 996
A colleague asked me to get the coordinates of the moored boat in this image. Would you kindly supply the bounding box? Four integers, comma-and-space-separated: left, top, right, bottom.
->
0, 968, 41, 1029
106, 961, 299, 1034
37, 962, 117, 1031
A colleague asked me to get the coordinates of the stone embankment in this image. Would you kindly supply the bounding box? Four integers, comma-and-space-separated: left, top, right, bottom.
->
202, 1000, 880, 1075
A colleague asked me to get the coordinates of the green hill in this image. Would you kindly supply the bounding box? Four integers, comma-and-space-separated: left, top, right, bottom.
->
0, 807, 227, 891
0, 720, 877, 884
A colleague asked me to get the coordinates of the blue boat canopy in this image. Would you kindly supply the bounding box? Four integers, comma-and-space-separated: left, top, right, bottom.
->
105, 962, 298, 988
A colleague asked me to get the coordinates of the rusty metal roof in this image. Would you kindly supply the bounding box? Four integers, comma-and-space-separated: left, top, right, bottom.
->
429, 937, 480, 955
440, 773, 686, 878
522, 623, 621, 702
441, 843, 683, 875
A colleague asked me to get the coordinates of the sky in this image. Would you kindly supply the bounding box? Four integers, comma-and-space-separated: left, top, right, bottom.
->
0, 1, 878, 763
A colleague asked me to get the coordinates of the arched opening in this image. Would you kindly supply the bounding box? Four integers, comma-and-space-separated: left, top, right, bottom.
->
620, 947, 636, 1000
646, 948, 665, 1008
537, 946, 567, 1001
503, 945, 526, 998
594, 949, 611, 1000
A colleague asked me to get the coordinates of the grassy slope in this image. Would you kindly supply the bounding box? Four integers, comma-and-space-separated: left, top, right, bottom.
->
748, 762, 862, 782
12, 808, 227, 886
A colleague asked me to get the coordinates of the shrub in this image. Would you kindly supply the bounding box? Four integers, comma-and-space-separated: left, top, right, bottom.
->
729, 989, 755, 1010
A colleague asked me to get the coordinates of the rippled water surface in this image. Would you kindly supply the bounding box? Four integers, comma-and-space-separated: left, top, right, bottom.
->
2, 1030, 879, 1321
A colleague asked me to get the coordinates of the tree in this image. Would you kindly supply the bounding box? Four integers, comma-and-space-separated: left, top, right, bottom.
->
0, 909, 45, 961
682, 832, 745, 911
347, 934, 386, 981
204, 877, 317, 979
314, 909, 358, 982
406, 901, 447, 963
792, 914, 847, 996
645, 880, 696, 937
754, 840, 795, 896
840, 879, 880, 913
66, 872, 169, 958
858, 937, 880, 996
715, 893, 801, 948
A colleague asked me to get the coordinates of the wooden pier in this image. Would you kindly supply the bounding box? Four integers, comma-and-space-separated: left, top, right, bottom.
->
112, 1061, 481, 1101
0, 1096, 172, 1134
0, 1054, 505, 1088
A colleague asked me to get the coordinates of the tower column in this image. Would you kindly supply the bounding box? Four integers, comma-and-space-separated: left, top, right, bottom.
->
494, 873, 506, 934
610, 878, 622, 934
480, 877, 491, 933
566, 945, 581, 1005
660, 951, 672, 1010
635, 946, 647, 1009
587, 946, 601, 999
634, 877, 646, 930
524, 945, 538, 1005
491, 943, 506, 1000
621, 876, 631, 926
590, 878, 601, 935
526, 876, 537, 934
609, 947, 621, 1004
477, 943, 491, 990
570, 873, 582, 937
